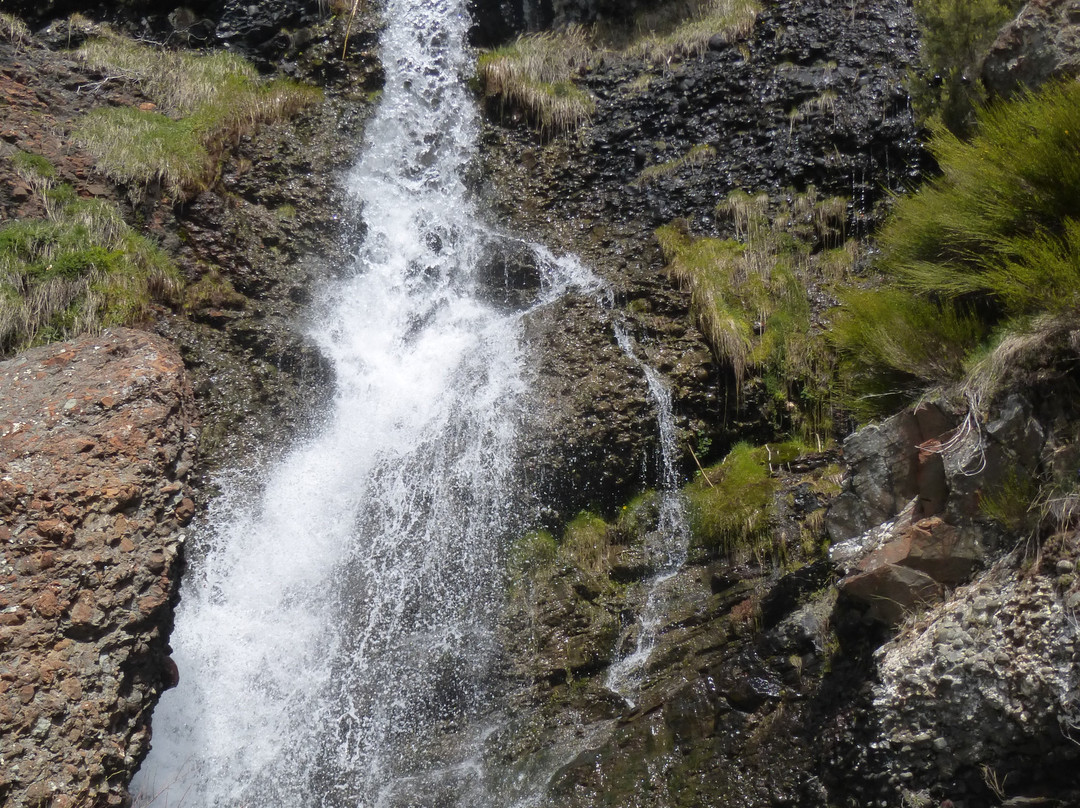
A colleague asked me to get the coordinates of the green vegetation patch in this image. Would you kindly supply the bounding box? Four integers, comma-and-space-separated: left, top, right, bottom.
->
73, 35, 321, 197
476, 26, 595, 136
834, 80, 1080, 415
636, 144, 716, 185
629, 0, 760, 63
659, 186, 850, 439
0, 193, 181, 353
75, 108, 211, 197
686, 441, 795, 560
11, 150, 57, 182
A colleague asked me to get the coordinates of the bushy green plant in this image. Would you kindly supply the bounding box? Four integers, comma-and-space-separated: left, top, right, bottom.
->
831, 289, 988, 415
0, 197, 181, 353
74, 34, 321, 197
477, 26, 595, 135
910, 0, 1023, 136
836, 80, 1080, 414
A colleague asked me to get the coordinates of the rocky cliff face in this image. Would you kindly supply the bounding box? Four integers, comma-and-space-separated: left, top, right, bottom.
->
2, 0, 1079, 806
0, 329, 195, 808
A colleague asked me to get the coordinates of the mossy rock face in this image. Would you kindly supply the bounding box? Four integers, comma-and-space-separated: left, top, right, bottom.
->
496, 434, 853, 806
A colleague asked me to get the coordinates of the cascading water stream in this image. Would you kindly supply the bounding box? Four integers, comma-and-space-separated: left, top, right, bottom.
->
132, 0, 687, 802
132, 0, 527, 803
605, 327, 690, 702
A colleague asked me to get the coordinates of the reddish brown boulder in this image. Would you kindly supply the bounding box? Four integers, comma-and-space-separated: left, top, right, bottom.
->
0, 328, 197, 808
841, 564, 943, 625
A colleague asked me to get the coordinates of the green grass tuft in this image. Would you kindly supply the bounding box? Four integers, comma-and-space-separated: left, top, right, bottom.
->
686, 441, 779, 560
635, 143, 716, 185
476, 26, 595, 136
629, 0, 760, 63
560, 511, 613, 577
74, 108, 211, 197
73, 34, 321, 197
0, 197, 181, 354
11, 151, 57, 181
0, 12, 30, 45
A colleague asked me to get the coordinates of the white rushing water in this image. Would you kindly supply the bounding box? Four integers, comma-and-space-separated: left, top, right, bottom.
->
605, 328, 690, 702
132, 0, 686, 802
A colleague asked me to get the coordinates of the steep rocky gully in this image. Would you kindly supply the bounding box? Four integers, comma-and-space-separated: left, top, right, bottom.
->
1, 0, 1079, 807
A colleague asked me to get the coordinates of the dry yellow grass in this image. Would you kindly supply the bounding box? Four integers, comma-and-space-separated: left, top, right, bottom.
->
477, 26, 595, 135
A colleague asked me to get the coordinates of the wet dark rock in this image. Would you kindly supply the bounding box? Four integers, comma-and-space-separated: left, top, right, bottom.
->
826, 403, 956, 543
468, 0, 552, 46
475, 236, 545, 309
520, 294, 658, 521
760, 560, 834, 629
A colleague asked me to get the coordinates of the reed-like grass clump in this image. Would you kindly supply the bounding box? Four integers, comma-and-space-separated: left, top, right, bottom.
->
476, 26, 595, 135
635, 143, 716, 185
658, 186, 850, 439
629, 0, 760, 63
73, 35, 321, 197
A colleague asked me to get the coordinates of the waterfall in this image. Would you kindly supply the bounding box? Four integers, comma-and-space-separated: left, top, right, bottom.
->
133, 0, 524, 803
132, 0, 686, 802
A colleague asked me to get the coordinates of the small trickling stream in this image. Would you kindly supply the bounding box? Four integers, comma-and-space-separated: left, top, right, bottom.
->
132, 0, 686, 804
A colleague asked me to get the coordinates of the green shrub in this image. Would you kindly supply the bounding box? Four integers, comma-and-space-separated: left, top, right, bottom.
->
477, 26, 595, 135
831, 289, 988, 416
910, 0, 1024, 136
74, 35, 321, 197
0, 197, 181, 354
836, 81, 1080, 414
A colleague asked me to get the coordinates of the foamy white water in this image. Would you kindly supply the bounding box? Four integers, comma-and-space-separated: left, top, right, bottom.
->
605, 328, 690, 702
132, 0, 686, 801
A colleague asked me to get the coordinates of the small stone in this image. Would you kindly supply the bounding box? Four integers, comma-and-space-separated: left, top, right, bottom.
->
1056, 558, 1076, 574
173, 497, 196, 525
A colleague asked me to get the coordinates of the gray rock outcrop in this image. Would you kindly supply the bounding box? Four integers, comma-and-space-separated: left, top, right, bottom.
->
984, 0, 1080, 97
